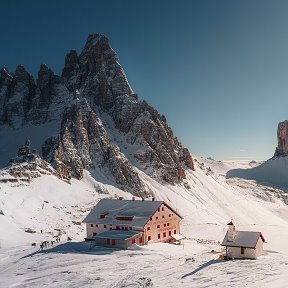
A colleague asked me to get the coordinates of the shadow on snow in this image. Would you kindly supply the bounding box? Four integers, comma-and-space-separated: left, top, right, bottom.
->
226, 158, 288, 191
21, 241, 117, 259
182, 259, 223, 278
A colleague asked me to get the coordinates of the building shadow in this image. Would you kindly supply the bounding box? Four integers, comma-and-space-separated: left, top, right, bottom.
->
182, 259, 223, 278
21, 241, 117, 259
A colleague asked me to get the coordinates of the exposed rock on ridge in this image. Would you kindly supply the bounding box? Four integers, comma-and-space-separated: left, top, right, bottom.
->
7, 140, 55, 181
42, 99, 147, 196
274, 120, 288, 157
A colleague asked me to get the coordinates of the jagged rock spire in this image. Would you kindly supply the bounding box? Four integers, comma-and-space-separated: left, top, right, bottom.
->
274, 120, 288, 157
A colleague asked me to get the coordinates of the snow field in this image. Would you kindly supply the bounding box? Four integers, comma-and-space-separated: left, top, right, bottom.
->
1, 158, 288, 287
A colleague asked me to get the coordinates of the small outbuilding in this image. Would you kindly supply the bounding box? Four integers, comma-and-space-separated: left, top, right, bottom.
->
221, 221, 266, 260
168, 233, 186, 244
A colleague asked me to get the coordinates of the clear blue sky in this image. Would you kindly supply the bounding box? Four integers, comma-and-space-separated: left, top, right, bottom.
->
1, 0, 288, 160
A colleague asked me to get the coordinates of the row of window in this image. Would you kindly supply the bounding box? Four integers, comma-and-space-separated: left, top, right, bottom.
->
91, 224, 101, 228
147, 230, 177, 241
147, 223, 170, 231
157, 223, 170, 229
150, 213, 174, 221
132, 237, 143, 245
106, 239, 116, 245
105, 237, 143, 246
117, 226, 132, 231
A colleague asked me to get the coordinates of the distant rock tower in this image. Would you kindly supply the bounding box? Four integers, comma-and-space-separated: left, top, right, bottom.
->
274, 120, 288, 157
227, 220, 236, 242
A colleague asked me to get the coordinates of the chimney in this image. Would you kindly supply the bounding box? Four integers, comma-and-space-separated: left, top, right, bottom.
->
152, 197, 155, 201
132, 197, 135, 201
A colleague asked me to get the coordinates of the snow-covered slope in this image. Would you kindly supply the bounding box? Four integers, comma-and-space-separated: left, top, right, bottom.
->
1, 157, 288, 287
227, 156, 288, 189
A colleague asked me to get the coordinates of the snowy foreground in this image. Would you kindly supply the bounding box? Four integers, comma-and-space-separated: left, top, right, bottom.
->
1, 158, 288, 287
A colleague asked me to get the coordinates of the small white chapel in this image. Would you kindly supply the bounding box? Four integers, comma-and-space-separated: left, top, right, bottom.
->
221, 221, 266, 259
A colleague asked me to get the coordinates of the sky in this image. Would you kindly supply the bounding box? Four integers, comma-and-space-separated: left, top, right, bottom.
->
1, 0, 288, 161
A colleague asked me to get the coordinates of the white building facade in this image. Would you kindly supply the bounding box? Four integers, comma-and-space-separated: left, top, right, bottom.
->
221, 221, 266, 260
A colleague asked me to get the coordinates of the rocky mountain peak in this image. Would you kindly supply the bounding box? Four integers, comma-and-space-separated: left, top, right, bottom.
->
37, 64, 54, 85
15, 64, 26, 74
62, 50, 79, 85
15, 65, 34, 83
0, 67, 12, 81
274, 120, 288, 157
0, 33, 195, 195
79, 33, 117, 74
84, 33, 107, 49
62, 33, 133, 111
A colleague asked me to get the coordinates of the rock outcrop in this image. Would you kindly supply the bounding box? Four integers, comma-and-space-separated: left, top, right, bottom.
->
274, 120, 288, 157
0, 33, 194, 195
8, 140, 55, 180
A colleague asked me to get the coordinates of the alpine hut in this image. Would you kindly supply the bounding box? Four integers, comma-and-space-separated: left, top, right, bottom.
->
83, 198, 182, 249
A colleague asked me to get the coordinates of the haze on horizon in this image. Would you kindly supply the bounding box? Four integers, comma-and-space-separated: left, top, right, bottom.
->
1, 0, 288, 161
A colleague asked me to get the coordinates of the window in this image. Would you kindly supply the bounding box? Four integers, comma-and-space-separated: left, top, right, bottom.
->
158, 208, 160, 212
150, 218, 152, 221
163, 232, 166, 238
156, 217, 158, 220
147, 227, 150, 231
125, 227, 128, 230
164, 224, 166, 227
157, 225, 160, 229
167, 223, 170, 226
169, 231, 171, 236
139, 237, 143, 244
122, 227, 124, 230
174, 230, 176, 234
132, 239, 136, 244
104, 225, 107, 228
107, 239, 110, 245
148, 236, 151, 241
129, 227, 132, 230
241, 247, 245, 254
169, 214, 171, 217
93, 232, 97, 236
158, 234, 161, 239
90, 224, 93, 227
116, 226, 120, 230
112, 239, 116, 245
110, 228, 112, 230
162, 207, 164, 211
162, 215, 164, 219
96, 224, 98, 227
